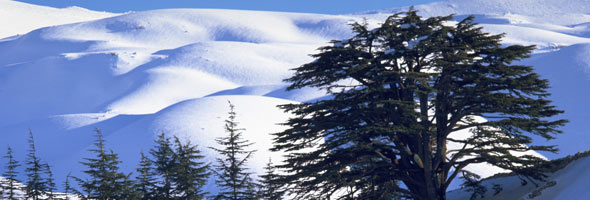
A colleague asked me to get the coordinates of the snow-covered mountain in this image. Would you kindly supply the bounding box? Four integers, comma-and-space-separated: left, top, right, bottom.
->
0, 0, 117, 39
1, 0, 590, 197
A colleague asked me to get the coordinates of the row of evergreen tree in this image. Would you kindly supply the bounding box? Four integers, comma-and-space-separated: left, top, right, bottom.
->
0, 102, 284, 200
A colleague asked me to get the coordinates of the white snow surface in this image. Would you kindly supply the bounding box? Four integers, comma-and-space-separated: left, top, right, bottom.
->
373, 0, 590, 25
0, 0, 590, 197
0, 0, 117, 39
447, 155, 590, 200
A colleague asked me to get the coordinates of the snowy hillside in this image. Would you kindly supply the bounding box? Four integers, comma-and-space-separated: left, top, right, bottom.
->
374, 0, 590, 25
0, 0, 117, 39
1, 0, 590, 197
447, 152, 590, 200
367, 0, 590, 52
0, 3, 362, 193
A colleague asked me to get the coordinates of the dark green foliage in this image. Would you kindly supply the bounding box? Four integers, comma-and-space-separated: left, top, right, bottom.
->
539, 150, 590, 173
63, 173, 74, 200
148, 133, 210, 199
210, 102, 258, 200
486, 150, 590, 181
259, 158, 284, 200
272, 9, 566, 200
43, 163, 56, 200
77, 128, 135, 200
242, 176, 261, 200
150, 132, 176, 199
2, 146, 21, 200
25, 131, 48, 200
492, 184, 503, 196
135, 152, 157, 200
171, 136, 210, 200
67, 176, 87, 200
460, 171, 486, 200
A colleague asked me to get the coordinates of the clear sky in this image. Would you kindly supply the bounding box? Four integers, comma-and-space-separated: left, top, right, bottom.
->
14, 0, 444, 14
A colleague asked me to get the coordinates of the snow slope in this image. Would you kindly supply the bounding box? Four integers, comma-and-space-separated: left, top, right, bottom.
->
365, 0, 590, 52
0, 0, 117, 39
0, 5, 359, 193
374, 0, 590, 25
1, 0, 590, 196
447, 154, 590, 200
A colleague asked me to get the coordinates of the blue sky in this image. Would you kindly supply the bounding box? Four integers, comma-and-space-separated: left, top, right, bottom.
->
15, 0, 443, 14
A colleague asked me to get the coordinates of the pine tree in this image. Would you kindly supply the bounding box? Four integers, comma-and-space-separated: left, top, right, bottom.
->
43, 163, 57, 200
135, 152, 157, 200
2, 146, 21, 200
259, 158, 284, 200
117, 174, 138, 200
77, 128, 134, 200
210, 102, 258, 200
63, 173, 73, 200
25, 130, 48, 200
243, 176, 261, 200
171, 136, 210, 199
69, 176, 90, 199
272, 9, 566, 200
150, 132, 175, 199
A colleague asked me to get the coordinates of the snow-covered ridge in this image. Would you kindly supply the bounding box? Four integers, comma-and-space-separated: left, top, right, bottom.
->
371, 0, 590, 25
360, 1, 590, 52
0, 8, 356, 125
0, 0, 118, 39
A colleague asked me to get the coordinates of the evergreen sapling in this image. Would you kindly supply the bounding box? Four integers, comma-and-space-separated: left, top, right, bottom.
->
2, 146, 21, 200
25, 131, 47, 200
210, 102, 258, 200
135, 152, 157, 200
171, 136, 210, 199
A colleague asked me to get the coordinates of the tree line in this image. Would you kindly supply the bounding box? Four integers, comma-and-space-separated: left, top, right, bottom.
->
0, 102, 284, 200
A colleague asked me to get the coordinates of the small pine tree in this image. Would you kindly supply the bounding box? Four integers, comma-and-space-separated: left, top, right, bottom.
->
71, 177, 100, 200
0, 179, 3, 200
25, 130, 48, 200
43, 163, 57, 200
243, 176, 261, 200
63, 173, 73, 200
171, 136, 210, 200
135, 152, 157, 200
67, 176, 87, 200
259, 158, 284, 200
77, 128, 134, 199
150, 132, 176, 199
2, 146, 21, 200
116, 173, 138, 200
210, 102, 258, 200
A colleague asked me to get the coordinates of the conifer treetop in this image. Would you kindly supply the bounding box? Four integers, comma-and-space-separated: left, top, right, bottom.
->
273, 9, 566, 200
